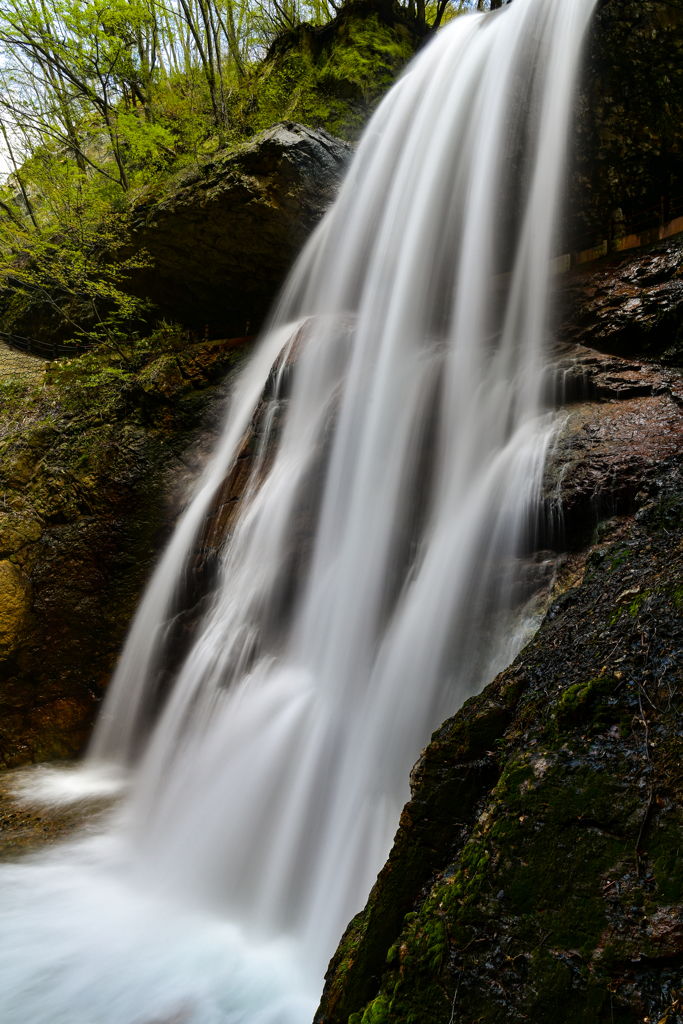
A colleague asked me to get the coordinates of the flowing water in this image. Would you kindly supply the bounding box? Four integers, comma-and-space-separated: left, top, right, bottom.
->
0, 0, 596, 1020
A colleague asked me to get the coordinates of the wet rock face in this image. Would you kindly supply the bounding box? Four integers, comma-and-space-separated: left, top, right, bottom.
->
556, 236, 683, 362
0, 561, 33, 658
544, 235, 683, 544
317, 497, 683, 1024
316, 244, 683, 1024
541, 342, 683, 547
0, 339, 250, 767
123, 122, 353, 328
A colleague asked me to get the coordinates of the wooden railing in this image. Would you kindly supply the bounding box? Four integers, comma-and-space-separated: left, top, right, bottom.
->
0, 330, 94, 360
567, 193, 683, 269
182, 319, 263, 344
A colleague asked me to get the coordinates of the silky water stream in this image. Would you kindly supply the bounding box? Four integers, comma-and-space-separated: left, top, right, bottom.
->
0, 0, 596, 1020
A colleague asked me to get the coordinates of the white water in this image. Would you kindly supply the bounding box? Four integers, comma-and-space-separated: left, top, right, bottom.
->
0, 1, 596, 1020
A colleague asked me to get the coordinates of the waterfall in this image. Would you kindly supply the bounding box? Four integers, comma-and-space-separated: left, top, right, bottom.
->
0, 0, 596, 1021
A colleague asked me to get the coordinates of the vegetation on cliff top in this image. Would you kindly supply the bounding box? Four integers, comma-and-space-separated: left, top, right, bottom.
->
0, 0, 476, 345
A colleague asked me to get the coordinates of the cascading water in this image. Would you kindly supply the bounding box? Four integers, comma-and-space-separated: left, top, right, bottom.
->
0, 0, 596, 1020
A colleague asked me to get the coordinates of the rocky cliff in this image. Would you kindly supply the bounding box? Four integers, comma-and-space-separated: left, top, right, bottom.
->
0, 335, 251, 767
315, 237, 683, 1024
570, 0, 683, 247
1, 7, 683, 1013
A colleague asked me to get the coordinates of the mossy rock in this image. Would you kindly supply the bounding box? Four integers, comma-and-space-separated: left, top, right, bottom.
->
231, 0, 425, 143
318, 488, 683, 1023
0, 336, 251, 767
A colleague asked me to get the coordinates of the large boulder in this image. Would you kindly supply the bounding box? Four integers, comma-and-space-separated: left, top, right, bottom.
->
123, 122, 353, 330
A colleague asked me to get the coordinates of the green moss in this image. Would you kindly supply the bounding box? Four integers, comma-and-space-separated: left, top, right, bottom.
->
554, 676, 618, 732
524, 953, 608, 1024
608, 547, 630, 572
321, 507, 683, 1024
650, 831, 683, 903
228, 3, 422, 143
346, 748, 637, 1022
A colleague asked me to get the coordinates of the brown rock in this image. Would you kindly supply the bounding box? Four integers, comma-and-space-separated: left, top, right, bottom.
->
0, 561, 32, 657
555, 235, 683, 362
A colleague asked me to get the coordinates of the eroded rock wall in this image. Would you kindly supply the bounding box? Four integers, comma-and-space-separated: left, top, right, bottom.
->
0, 338, 251, 767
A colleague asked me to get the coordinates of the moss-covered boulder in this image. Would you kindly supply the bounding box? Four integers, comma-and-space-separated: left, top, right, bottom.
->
317, 484, 683, 1024
123, 122, 352, 329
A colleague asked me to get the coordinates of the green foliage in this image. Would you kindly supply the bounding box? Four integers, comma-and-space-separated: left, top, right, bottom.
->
0, 0, 483, 343
0, 203, 153, 352
116, 112, 177, 166
229, 6, 430, 140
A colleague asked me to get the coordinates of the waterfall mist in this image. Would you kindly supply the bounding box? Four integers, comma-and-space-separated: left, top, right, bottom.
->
0, 0, 596, 1020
